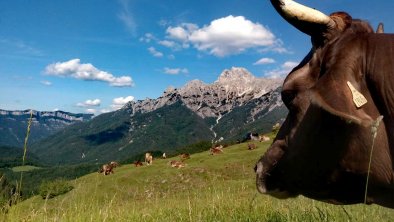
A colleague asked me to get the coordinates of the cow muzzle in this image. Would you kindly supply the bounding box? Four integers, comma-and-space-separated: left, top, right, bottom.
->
256, 161, 292, 198
255, 160, 293, 198
255, 141, 295, 199
255, 161, 268, 194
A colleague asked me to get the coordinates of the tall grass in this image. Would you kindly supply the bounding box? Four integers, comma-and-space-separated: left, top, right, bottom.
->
364, 116, 383, 204
4, 142, 394, 221
16, 110, 34, 204
0, 110, 33, 218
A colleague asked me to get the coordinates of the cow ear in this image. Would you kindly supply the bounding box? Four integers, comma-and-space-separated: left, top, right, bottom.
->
329, 12, 352, 31
310, 79, 375, 127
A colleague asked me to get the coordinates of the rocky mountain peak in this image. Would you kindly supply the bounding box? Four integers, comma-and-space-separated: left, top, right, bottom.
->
216, 67, 255, 84
127, 67, 283, 119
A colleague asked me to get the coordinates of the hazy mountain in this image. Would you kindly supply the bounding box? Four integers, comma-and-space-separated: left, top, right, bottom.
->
0, 109, 93, 148
30, 67, 286, 165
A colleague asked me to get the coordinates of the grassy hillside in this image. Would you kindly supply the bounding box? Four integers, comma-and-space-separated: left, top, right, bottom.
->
1, 163, 99, 199
30, 109, 132, 165
4, 141, 393, 221
214, 104, 287, 142
31, 102, 214, 165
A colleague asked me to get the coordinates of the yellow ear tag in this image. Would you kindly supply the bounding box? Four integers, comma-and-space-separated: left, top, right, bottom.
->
347, 81, 367, 108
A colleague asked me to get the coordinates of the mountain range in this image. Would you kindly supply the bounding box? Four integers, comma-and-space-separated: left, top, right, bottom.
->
0, 109, 93, 148
4, 67, 287, 165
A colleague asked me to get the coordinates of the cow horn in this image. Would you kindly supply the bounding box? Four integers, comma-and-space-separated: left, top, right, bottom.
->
270, 0, 336, 35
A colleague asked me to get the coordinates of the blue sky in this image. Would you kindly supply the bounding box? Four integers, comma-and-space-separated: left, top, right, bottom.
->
0, 0, 393, 115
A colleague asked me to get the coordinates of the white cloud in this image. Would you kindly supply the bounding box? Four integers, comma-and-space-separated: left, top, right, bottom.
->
264, 61, 299, 78
76, 99, 101, 107
148, 47, 163, 57
165, 16, 279, 57
100, 108, 113, 114
166, 26, 191, 41
40, 80, 52, 86
140, 33, 157, 43
111, 96, 134, 110
258, 39, 289, 54
86, 108, 97, 114
282, 61, 299, 69
118, 0, 136, 36
163, 67, 189, 75
254, 58, 276, 65
158, 40, 176, 48
45, 58, 134, 87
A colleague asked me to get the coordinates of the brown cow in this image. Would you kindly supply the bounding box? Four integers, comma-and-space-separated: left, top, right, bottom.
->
210, 145, 223, 155
99, 164, 114, 175
133, 160, 143, 167
179, 153, 190, 160
255, 0, 394, 209
248, 143, 257, 150
170, 160, 186, 168
110, 161, 119, 168
259, 135, 270, 142
145, 153, 153, 165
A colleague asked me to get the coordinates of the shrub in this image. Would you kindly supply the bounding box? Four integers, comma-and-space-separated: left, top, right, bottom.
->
0, 172, 16, 208
39, 179, 73, 199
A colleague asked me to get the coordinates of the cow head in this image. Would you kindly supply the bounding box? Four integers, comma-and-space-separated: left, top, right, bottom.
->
256, 0, 392, 206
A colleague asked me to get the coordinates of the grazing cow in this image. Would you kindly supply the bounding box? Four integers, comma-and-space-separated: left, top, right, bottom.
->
255, 0, 394, 209
259, 135, 270, 142
210, 145, 223, 155
110, 161, 119, 168
162, 153, 167, 159
170, 160, 186, 168
248, 143, 257, 150
179, 153, 190, 160
145, 152, 153, 165
99, 164, 114, 175
133, 160, 143, 167
249, 133, 260, 141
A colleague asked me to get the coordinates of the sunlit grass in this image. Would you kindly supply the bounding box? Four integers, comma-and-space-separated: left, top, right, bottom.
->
4, 141, 394, 221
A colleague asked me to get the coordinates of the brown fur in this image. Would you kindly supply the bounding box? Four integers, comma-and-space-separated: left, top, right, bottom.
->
99, 164, 114, 175
247, 143, 257, 150
210, 145, 223, 155
179, 153, 190, 160
133, 160, 143, 167
256, 8, 394, 209
170, 160, 186, 168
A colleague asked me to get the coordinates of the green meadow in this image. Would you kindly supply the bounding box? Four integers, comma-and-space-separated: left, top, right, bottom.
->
11, 165, 41, 173
3, 141, 393, 221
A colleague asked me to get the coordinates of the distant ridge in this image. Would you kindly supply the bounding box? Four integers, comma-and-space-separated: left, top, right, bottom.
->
0, 109, 93, 148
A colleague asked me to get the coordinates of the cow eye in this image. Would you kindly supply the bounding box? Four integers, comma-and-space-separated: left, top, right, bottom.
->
281, 90, 296, 107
